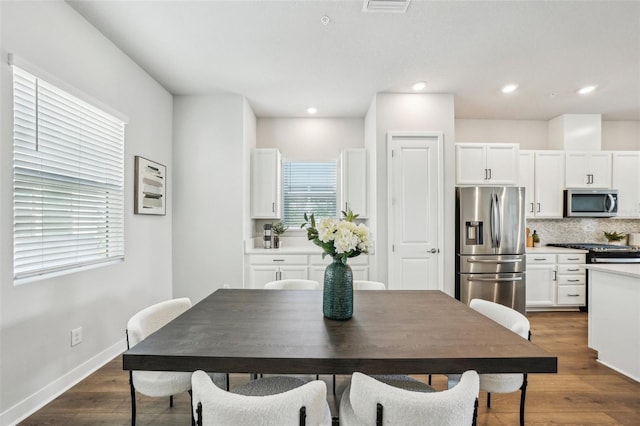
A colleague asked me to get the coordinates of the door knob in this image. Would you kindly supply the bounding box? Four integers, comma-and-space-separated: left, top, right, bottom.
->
429, 248, 440, 253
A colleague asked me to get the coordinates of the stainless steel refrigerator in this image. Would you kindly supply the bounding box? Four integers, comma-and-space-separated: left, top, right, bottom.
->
455, 186, 527, 314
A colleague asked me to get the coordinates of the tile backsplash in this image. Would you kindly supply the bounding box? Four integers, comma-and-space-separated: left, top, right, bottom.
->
527, 218, 640, 245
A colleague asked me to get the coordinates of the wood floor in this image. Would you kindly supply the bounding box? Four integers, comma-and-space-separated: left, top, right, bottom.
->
20, 311, 640, 425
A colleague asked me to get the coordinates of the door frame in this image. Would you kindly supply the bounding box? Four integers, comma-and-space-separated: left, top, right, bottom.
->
387, 131, 445, 289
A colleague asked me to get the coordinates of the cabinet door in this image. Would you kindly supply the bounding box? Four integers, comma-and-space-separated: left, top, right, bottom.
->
485, 144, 519, 185
612, 152, 640, 217
526, 265, 556, 308
565, 152, 589, 187
534, 151, 565, 218
519, 151, 535, 218
250, 266, 278, 289
251, 149, 281, 218
588, 152, 612, 188
280, 266, 308, 281
341, 149, 368, 217
455, 144, 487, 185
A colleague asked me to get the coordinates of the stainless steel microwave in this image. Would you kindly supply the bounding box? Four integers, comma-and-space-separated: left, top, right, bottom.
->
564, 189, 618, 217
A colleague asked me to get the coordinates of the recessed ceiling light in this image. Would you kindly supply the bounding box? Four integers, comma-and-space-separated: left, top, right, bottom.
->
307, 107, 318, 114
501, 84, 518, 94
320, 15, 331, 25
412, 81, 427, 91
577, 85, 597, 95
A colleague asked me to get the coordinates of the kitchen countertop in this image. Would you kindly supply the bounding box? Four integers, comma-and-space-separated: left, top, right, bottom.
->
586, 263, 640, 279
526, 246, 588, 254
245, 246, 324, 255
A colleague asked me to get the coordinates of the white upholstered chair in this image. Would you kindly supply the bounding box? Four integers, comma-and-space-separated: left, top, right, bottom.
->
448, 298, 531, 426
353, 280, 386, 290
126, 298, 226, 426
264, 279, 320, 290
192, 370, 332, 426
340, 371, 479, 426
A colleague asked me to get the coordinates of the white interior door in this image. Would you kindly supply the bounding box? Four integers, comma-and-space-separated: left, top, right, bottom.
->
388, 132, 443, 290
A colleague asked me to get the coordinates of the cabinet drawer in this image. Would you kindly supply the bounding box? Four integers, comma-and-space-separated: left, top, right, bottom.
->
557, 285, 586, 305
558, 275, 586, 285
557, 264, 585, 275
308, 255, 368, 266
248, 255, 308, 265
526, 254, 555, 264
557, 253, 586, 264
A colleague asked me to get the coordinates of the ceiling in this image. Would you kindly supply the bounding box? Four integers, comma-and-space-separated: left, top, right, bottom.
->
67, 0, 640, 120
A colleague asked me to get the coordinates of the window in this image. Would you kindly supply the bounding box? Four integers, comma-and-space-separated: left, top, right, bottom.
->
12, 66, 125, 282
283, 162, 337, 227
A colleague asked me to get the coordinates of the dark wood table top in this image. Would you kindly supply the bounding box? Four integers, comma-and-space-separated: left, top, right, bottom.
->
123, 289, 557, 375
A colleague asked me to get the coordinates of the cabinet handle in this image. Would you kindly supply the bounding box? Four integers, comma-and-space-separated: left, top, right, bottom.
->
567, 294, 581, 297
530, 203, 534, 213
567, 279, 581, 282
537, 203, 541, 213
345, 202, 349, 211
533, 258, 548, 261
567, 257, 580, 261
567, 268, 580, 272
484, 169, 488, 180
272, 259, 285, 262
553, 270, 557, 281
272, 202, 275, 212
488, 169, 492, 180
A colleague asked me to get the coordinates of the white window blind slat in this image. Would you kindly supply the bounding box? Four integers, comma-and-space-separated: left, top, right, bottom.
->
283, 162, 337, 227
12, 66, 125, 282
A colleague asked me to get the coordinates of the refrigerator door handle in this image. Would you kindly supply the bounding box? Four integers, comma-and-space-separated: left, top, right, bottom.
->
467, 276, 524, 282
490, 193, 501, 248
467, 258, 521, 264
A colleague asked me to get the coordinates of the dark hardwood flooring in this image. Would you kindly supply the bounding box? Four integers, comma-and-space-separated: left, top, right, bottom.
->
20, 311, 640, 425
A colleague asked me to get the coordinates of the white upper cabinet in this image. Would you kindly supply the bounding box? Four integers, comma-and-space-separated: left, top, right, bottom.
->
455, 143, 519, 185
612, 152, 640, 218
251, 148, 281, 219
534, 151, 566, 218
340, 148, 368, 217
565, 151, 612, 188
519, 150, 565, 218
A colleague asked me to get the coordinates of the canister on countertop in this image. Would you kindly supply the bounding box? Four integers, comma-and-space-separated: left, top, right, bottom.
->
263, 224, 272, 249
628, 232, 640, 247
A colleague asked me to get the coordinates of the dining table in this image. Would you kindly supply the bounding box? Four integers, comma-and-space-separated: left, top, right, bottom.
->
122, 289, 557, 376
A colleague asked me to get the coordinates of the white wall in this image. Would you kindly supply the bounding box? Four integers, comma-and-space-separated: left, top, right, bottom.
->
172, 95, 251, 299
456, 118, 640, 150
371, 93, 456, 295
0, 1, 174, 424
257, 118, 364, 161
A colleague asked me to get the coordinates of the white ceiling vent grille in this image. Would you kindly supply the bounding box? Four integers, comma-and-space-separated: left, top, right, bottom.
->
363, 0, 411, 13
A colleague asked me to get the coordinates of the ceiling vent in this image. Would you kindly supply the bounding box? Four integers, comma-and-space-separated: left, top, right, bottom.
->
362, 0, 411, 13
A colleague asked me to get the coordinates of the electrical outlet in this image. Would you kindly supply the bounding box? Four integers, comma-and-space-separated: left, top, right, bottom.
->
71, 327, 82, 347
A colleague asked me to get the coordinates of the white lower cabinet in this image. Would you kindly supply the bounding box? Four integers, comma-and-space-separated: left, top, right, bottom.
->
247, 253, 369, 289
526, 254, 556, 308
526, 252, 586, 310
556, 253, 586, 306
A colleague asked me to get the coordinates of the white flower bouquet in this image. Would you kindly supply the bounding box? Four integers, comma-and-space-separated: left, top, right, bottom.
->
301, 210, 372, 264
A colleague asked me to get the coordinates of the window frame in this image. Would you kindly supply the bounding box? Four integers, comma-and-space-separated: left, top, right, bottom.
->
281, 159, 339, 229
11, 61, 126, 284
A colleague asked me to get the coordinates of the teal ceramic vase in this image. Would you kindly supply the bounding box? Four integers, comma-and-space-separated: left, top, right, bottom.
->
323, 257, 353, 320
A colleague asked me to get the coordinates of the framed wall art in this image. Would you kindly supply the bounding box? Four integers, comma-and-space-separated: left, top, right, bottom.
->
134, 156, 166, 215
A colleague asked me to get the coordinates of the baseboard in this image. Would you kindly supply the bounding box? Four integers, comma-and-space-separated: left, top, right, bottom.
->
0, 339, 126, 426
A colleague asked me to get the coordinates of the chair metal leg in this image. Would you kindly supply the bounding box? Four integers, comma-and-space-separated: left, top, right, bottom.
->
129, 371, 136, 426
226, 373, 230, 391
428, 374, 432, 385
487, 391, 491, 408
332, 374, 336, 395
519, 374, 528, 426
472, 397, 479, 426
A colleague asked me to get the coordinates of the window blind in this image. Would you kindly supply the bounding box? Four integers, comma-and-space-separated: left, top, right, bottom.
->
13, 66, 125, 281
283, 162, 337, 227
